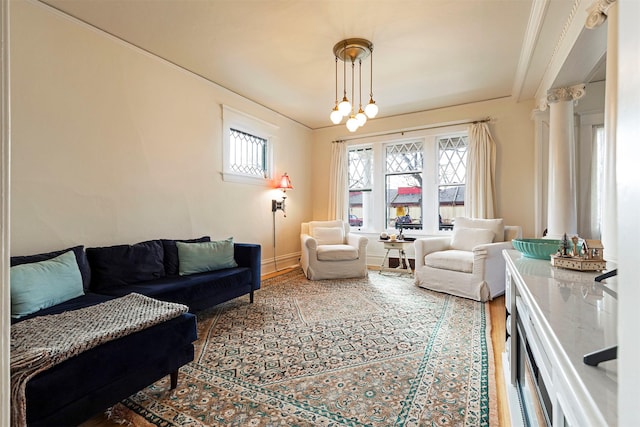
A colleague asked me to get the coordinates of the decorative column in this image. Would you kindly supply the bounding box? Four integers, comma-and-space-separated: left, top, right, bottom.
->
586, 0, 617, 262
545, 84, 585, 239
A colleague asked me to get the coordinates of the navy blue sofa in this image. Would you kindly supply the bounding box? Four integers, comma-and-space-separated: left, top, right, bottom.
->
10, 238, 261, 426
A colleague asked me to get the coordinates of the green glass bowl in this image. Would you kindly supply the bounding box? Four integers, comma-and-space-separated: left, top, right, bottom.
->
512, 238, 562, 260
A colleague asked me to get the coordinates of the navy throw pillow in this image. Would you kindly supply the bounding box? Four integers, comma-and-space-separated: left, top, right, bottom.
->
161, 236, 210, 276
86, 240, 165, 291
11, 245, 91, 290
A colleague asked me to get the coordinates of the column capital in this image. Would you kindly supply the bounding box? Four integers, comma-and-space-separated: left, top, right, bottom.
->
545, 83, 586, 106
586, 0, 617, 29
538, 84, 586, 111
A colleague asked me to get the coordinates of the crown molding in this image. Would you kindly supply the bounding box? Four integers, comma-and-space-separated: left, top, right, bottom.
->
534, 0, 589, 108
512, 0, 551, 102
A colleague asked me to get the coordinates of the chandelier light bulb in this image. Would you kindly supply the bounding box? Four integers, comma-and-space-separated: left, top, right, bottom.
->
346, 116, 359, 132
365, 97, 378, 118
330, 107, 343, 124
356, 108, 367, 126
338, 97, 351, 116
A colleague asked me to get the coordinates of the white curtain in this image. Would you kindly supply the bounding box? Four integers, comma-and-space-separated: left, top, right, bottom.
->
328, 141, 347, 221
465, 122, 496, 219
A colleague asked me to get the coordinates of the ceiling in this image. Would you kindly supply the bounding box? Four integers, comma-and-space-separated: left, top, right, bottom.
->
41, 0, 588, 130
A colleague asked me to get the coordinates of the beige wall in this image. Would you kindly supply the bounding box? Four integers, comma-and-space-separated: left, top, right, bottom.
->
312, 97, 538, 237
10, 1, 312, 271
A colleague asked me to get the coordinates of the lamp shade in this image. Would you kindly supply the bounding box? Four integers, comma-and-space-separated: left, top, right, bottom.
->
277, 173, 293, 191
346, 116, 359, 132
365, 99, 378, 118
330, 108, 343, 124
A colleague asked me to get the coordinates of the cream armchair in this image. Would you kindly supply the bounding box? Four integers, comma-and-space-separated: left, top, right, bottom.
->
300, 220, 368, 280
414, 217, 522, 301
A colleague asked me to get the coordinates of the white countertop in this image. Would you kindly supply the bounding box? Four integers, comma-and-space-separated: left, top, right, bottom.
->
504, 250, 618, 425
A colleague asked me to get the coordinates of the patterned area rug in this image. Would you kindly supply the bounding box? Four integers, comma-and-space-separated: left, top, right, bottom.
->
109, 269, 497, 426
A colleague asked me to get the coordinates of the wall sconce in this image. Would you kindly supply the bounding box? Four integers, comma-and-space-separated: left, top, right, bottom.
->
272, 173, 293, 272
272, 173, 293, 217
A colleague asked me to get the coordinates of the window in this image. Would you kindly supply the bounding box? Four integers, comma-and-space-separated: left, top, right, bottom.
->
229, 128, 267, 177
385, 141, 423, 230
438, 135, 468, 229
222, 105, 277, 185
590, 125, 605, 239
348, 147, 372, 229
345, 126, 468, 233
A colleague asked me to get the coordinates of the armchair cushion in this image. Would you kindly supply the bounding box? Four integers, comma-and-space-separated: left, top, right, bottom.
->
317, 244, 359, 261
312, 227, 344, 245
450, 228, 495, 251
424, 250, 474, 273
454, 217, 505, 242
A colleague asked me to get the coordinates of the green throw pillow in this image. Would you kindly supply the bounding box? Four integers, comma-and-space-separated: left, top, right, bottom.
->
177, 238, 238, 276
11, 250, 85, 318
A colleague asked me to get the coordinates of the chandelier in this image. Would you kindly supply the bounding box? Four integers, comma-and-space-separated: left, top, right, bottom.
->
330, 38, 378, 132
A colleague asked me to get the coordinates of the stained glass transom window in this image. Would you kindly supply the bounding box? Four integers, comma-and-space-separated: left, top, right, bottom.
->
348, 147, 373, 191
229, 128, 267, 177
386, 141, 423, 174
438, 136, 468, 185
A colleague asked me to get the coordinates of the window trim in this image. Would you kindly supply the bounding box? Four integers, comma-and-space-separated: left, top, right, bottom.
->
346, 124, 468, 234
222, 105, 278, 186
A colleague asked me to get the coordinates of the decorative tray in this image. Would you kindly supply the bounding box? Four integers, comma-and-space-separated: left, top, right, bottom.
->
550, 255, 606, 271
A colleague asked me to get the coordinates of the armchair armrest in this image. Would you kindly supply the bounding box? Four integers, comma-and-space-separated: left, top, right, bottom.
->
301, 234, 317, 251
414, 237, 452, 269
233, 243, 262, 291
347, 234, 368, 254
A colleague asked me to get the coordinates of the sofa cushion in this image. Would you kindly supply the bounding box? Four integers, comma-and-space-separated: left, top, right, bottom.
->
312, 227, 345, 245
177, 238, 238, 275
11, 293, 114, 324
424, 250, 474, 273
11, 245, 91, 290
10, 250, 85, 318
450, 227, 495, 251
454, 217, 505, 242
86, 240, 165, 291
317, 244, 359, 261
98, 267, 253, 312
161, 236, 211, 276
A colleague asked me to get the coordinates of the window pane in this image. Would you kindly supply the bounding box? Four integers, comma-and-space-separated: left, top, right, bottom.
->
348, 147, 373, 229
349, 147, 373, 191
385, 142, 423, 230
590, 126, 605, 239
229, 128, 267, 177
438, 136, 467, 229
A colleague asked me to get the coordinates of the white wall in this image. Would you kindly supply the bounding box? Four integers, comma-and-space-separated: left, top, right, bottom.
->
10, 0, 312, 272
617, 1, 640, 423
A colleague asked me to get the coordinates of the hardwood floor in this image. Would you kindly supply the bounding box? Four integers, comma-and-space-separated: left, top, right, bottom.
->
82, 269, 511, 426
489, 295, 510, 427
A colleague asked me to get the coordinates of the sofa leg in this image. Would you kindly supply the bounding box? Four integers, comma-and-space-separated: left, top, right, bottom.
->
170, 371, 179, 389
250, 290, 254, 303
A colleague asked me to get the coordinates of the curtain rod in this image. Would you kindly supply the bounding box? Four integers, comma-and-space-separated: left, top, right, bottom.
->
332, 116, 491, 143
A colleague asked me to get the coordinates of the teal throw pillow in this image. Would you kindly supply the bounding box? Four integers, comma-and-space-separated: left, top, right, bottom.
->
11, 250, 85, 318
177, 238, 238, 276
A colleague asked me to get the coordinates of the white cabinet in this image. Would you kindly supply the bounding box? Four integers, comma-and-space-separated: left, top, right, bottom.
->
502, 250, 617, 426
